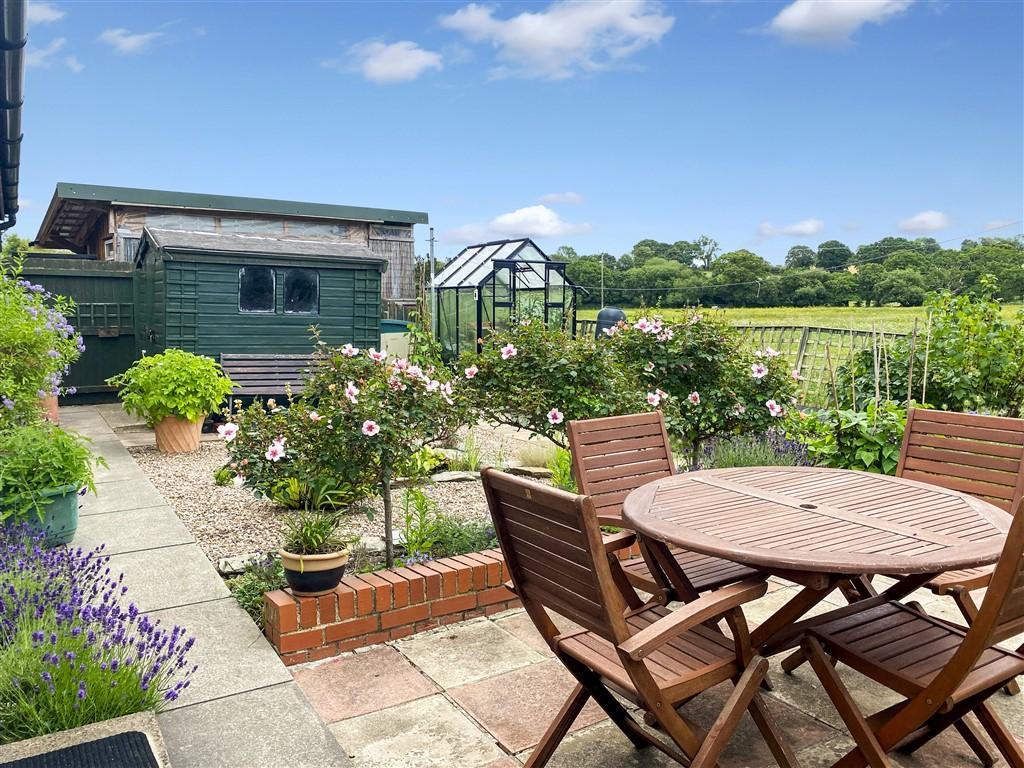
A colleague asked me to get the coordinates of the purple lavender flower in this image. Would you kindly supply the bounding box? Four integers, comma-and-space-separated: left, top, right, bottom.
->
1, 396, 13, 410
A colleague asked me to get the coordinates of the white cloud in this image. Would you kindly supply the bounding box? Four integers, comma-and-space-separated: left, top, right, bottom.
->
898, 210, 950, 233
338, 40, 443, 84
64, 55, 83, 73
539, 191, 584, 205
440, 0, 674, 80
27, 1, 64, 25
444, 204, 591, 244
984, 218, 1017, 232
768, 0, 912, 45
757, 217, 824, 239
26, 37, 64, 68
98, 28, 162, 55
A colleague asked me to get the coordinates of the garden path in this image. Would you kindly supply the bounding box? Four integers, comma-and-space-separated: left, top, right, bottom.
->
62, 405, 349, 768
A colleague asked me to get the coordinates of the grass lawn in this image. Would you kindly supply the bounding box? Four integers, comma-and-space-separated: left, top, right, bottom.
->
577, 304, 1023, 333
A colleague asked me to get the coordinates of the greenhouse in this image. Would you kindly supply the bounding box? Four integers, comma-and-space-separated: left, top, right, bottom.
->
432, 238, 583, 358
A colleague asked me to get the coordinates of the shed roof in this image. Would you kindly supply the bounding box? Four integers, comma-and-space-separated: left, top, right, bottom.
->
140, 227, 387, 265
35, 182, 429, 248
433, 238, 577, 290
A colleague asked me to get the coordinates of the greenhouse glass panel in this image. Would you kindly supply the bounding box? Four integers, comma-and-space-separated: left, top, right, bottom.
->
458, 289, 477, 353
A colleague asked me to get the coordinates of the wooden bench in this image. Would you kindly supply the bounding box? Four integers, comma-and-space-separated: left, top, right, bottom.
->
220, 353, 315, 399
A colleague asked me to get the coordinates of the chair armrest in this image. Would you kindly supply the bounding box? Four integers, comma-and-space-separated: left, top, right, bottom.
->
618, 578, 767, 661
602, 531, 637, 554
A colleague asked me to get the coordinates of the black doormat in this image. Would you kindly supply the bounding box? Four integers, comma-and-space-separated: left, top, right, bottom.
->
0, 731, 159, 768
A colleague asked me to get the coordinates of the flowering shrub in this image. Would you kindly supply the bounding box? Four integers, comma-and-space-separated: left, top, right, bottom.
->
0, 250, 84, 429
784, 400, 907, 475
603, 312, 797, 463
460, 319, 657, 448
107, 348, 235, 425
0, 526, 197, 743
220, 398, 375, 510
0, 422, 106, 523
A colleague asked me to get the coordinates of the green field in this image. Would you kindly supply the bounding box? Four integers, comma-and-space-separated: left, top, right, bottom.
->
577, 304, 1023, 333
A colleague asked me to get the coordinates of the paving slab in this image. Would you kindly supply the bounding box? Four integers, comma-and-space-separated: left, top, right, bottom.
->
74, 505, 194, 555
294, 646, 438, 723
158, 682, 349, 768
519, 721, 676, 767
492, 608, 583, 658
766, 663, 903, 732
395, 618, 544, 688
108, 543, 229, 612
81, 477, 168, 516
329, 695, 505, 768
449, 658, 606, 753
148, 597, 291, 709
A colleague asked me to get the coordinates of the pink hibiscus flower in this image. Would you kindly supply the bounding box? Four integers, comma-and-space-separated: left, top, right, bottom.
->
361, 420, 380, 437
687, 391, 701, 406
341, 343, 360, 357
751, 363, 768, 379
766, 399, 784, 417
646, 391, 661, 407
345, 382, 359, 404
547, 408, 564, 425
368, 348, 387, 362
501, 343, 517, 360
216, 422, 238, 441
465, 365, 479, 379
265, 442, 285, 462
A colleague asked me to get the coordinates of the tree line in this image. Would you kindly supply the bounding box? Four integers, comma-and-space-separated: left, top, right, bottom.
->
552, 235, 1024, 308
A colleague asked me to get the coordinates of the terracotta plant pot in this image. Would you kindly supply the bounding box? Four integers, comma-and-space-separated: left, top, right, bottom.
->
154, 415, 204, 454
279, 548, 350, 597
40, 394, 59, 425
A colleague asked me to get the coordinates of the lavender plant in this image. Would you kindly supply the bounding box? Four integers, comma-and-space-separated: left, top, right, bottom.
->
0, 526, 197, 743
701, 429, 810, 470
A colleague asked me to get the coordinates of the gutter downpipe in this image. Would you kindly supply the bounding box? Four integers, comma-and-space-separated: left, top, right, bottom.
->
0, 0, 25, 233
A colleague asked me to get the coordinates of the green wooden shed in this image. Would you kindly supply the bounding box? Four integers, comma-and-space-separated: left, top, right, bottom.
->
134, 227, 385, 356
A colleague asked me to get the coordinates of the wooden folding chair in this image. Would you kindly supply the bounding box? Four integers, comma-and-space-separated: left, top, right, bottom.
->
567, 412, 764, 603
481, 467, 799, 768
801, 497, 1024, 768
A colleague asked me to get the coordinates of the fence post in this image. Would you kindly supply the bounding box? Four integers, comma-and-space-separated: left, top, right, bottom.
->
794, 326, 811, 377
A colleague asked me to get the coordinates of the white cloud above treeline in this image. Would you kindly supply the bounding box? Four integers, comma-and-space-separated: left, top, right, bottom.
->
768, 0, 913, 45
898, 210, 950, 233
27, 1, 64, 25
440, 0, 674, 79
98, 28, 163, 55
444, 204, 591, 243
332, 40, 443, 84
757, 218, 824, 240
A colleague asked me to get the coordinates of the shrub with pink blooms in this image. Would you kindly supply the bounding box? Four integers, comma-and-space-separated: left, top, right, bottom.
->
603, 312, 796, 464
460, 319, 660, 448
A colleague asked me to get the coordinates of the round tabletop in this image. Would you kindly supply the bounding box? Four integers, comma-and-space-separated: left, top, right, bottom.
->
621, 466, 1010, 576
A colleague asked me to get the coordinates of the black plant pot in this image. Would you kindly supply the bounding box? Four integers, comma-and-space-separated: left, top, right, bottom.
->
279, 548, 349, 597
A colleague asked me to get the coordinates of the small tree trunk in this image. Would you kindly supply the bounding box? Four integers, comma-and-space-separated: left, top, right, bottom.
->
382, 473, 394, 568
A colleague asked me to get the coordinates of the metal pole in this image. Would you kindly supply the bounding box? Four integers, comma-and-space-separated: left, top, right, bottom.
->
600, 252, 605, 308
429, 226, 436, 336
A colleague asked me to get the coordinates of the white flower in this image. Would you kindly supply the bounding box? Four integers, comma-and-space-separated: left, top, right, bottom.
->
426, 379, 440, 392
766, 399, 784, 417
733, 403, 747, 417
368, 348, 387, 362
634, 318, 651, 332
764, 346, 780, 358
646, 391, 661, 407
547, 408, 564, 425
345, 382, 359, 404
501, 343, 517, 360
791, 369, 803, 381
602, 326, 618, 337
272, 435, 286, 448
341, 343, 360, 357
308, 411, 322, 421
689, 314, 701, 325
362, 420, 380, 436
232, 474, 244, 488
644, 361, 655, 373
265, 442, 285, 462
688, 391, 701, 406
656, 328, 674, 342
407, 364, 424, 379
751, 363, 768, 379
465, 365, 479, 379
217, 422, 238, 442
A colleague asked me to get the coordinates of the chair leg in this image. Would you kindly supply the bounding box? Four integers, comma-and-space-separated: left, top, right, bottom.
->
954, 717, 997, 768
559, 655, 650, 752
974, 701, 1024, 768
689, 657, 769, 768
747, 687, 801, 768
949, 587, 1020, 696
803, 636, 893, 768
524, 683, 591, 768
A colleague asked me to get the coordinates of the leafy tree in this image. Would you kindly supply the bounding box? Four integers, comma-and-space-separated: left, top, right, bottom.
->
854, 237, 916, 264
785, 245, 816, 269
872, 269, 927, 306
710, 250, 774, 306
815, 239, 854, 270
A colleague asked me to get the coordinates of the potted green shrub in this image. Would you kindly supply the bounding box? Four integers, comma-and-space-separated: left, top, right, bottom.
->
107, 349, 235, 454
279, 510, 350, 596
0, 422, 105, 545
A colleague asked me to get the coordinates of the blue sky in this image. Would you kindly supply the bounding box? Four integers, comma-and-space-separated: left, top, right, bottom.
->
19, 0, 1023, 263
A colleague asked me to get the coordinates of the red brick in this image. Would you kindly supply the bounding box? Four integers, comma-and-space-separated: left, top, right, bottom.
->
264, 591, 298, 633
307, 644, 341, 662
358, 573, 392, 611
464, 552, 502, 587
431, 593, 477, 617
478, 586, 516, 606
437, 612, 468, 626
423, 560, 457, 596
408, 564, 441, 600
389, 625, 416, 640
281, 651, 308, 666
324, 615, 379, 642
450, 555, 486, 590
278, 628, 324, 653
438, 557, 472, 593
378, 570, 409, 608
317, 593, 338, 624
340, 576, 375, 616
381, 603, 430, 629
337, 630, 389, 653
484, 601, 519, 616
334, 584, 356, 620
393, 567, 426, 604
298, 597, 318, 628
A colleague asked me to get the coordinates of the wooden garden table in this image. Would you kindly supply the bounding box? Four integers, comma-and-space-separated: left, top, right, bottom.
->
621, 466, 1011, 657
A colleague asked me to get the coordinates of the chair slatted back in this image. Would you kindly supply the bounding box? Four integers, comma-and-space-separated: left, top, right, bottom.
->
481, 468, 629, 644
567, 412, 676, 525
897, 408, 1024, 512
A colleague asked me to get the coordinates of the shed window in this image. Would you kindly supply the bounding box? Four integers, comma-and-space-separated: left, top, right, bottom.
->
283, 269, 319, 314
239, 267, 275, 312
